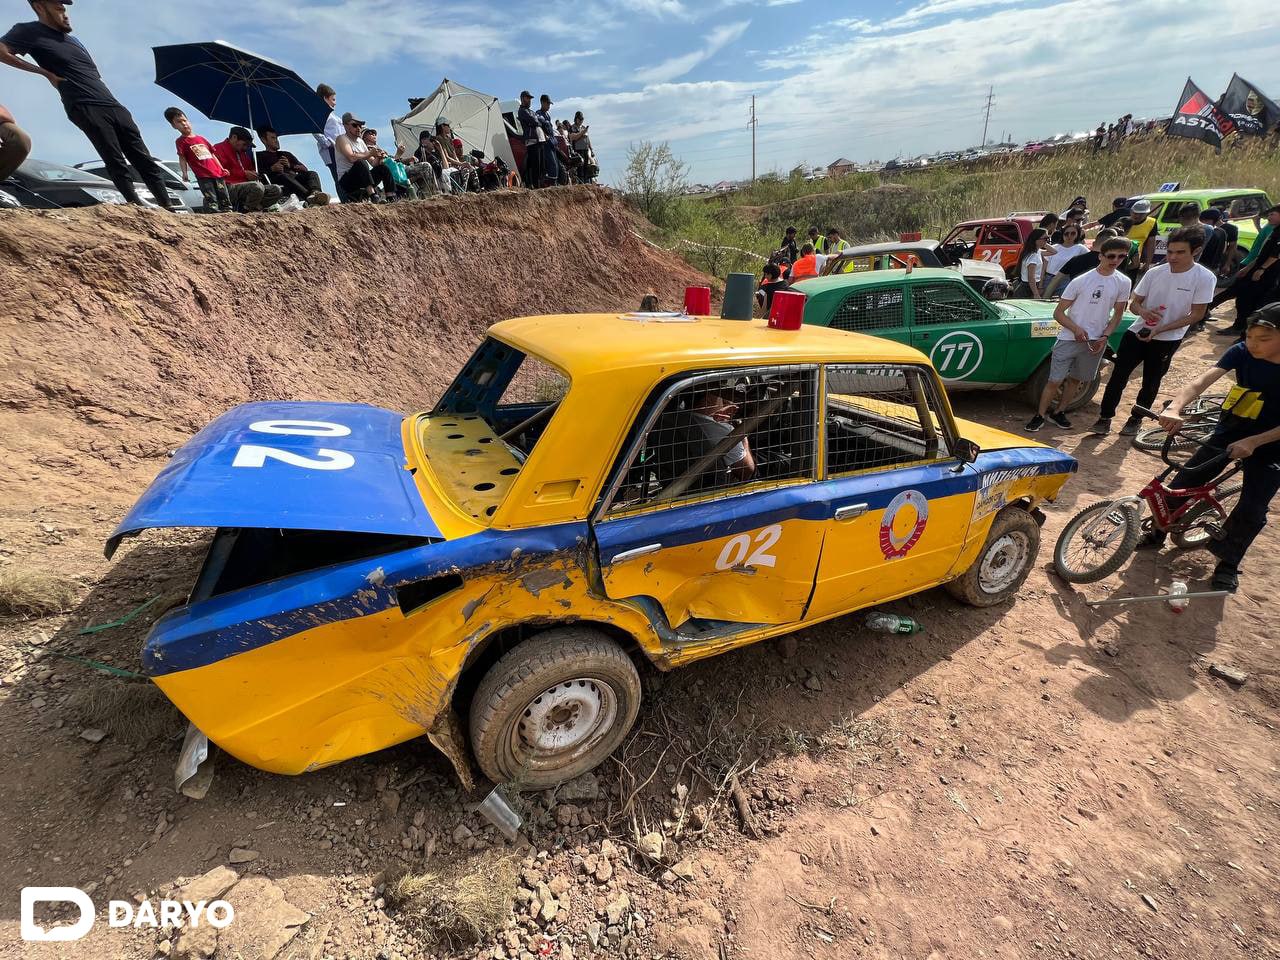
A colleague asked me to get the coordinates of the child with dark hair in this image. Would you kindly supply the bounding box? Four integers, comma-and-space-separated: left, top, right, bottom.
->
164, 106, 231, 212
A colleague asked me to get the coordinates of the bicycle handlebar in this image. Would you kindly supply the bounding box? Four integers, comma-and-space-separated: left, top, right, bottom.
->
1131, 405, 1231, 470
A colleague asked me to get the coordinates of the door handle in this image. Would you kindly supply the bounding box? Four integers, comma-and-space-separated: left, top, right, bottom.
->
610, 543, 662, 564
835, 503, 869, 521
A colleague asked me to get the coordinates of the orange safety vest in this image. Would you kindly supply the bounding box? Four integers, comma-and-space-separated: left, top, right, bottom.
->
790, 254, 819, 279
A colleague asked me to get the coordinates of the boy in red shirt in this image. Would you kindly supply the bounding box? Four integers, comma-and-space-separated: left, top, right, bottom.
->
164, 107, 230, 213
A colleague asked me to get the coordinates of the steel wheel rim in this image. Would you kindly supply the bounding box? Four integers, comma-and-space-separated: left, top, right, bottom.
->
979, 532, 1029, 593
511, 678, 617, 771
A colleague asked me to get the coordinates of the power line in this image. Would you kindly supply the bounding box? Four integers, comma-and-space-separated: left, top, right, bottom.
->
748, 95, 758, 183
981, 86, 994, 146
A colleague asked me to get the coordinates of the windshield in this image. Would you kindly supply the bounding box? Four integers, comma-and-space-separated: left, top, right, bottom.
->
416, 338, 569, 522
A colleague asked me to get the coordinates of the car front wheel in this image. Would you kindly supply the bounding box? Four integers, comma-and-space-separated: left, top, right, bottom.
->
469, 627, 642, 789
946, 507, 1041, 606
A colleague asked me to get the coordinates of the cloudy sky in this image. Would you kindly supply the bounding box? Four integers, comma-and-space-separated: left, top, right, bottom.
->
2, 0, 1277, 186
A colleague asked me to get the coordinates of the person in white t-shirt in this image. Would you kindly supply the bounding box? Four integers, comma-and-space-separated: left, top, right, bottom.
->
1014, 228, 1051, 298
1091, 228, 1216, 435
1042, 223, 1088, 297
1026, 236, 1133, 431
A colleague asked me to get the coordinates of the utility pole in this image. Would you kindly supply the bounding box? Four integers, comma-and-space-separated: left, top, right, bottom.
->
748, 95, 758, 182
981, 86, 995, 145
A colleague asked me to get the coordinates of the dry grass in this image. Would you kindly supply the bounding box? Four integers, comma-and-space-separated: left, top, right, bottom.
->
64, 681, 181, 743
384, 852, 520, 947
0, 567, 79, 617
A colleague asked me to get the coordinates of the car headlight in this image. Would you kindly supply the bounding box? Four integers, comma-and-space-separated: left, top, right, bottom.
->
85, 187, 128, 204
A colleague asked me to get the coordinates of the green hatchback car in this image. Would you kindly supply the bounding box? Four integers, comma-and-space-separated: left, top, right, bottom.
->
793, 268, 1127, 410
1134, 188, 1270, 261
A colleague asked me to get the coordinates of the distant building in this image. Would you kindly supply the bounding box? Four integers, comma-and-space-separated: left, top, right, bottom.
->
712, 180, 737, 193
827, 157, 856, 177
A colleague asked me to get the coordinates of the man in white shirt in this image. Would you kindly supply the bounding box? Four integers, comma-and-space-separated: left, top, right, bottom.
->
1026, 236, 1133, 432
1091, 228, 1216, 435
313, 83, 342, 191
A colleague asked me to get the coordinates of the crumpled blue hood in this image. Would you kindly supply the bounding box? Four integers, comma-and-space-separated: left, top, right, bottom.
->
107, 401, 442, 557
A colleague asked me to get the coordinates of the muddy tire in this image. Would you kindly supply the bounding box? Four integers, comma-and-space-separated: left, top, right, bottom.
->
1022, 358, 1104, 413
1053, 500, 1141, 583
946, 508, 1041, 607
469, 627, 641, 789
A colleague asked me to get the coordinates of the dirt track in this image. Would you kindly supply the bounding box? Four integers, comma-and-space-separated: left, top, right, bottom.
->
0, 194, 1277, 960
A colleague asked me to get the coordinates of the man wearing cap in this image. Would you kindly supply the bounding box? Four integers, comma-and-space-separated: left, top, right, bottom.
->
1126, 199, 1160, 270
1144, 302, 1280, 592
516, 91, 542, 188
1, 0, 174, 208
536, 94, 560, 186
212, 127, 282, 212
332, 111, 391, 202
1093, 197, 1130, 231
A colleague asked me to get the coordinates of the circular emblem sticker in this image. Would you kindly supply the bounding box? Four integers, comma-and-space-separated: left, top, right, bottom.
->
879, 490, 929, 560
929, 331, 984, 380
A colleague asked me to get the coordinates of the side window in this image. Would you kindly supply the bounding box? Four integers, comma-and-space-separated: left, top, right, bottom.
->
829, 287, 905, 333
606, 367, 819, 514
982, 223, 1021, 245
1226, 194, 1266, 219
913, 282, 986, 326
825, 365, 952, 476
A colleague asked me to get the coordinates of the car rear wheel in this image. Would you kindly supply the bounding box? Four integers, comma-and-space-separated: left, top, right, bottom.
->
946, 507, 1041, 607
469, 627, 641, 789
1022, 358, 1105, 413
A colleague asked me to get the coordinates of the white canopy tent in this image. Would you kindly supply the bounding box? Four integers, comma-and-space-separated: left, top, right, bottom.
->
391, 79, 517, 169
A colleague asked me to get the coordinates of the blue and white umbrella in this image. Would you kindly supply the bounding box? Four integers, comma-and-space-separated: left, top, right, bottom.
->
153, 40, 330, 135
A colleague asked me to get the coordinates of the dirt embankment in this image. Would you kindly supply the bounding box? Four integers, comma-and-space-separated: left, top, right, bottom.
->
0, 186, 709, 567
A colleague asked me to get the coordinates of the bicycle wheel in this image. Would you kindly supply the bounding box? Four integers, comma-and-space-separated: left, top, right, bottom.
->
1171, 483, 1242, 549
1054, 500, 1142, 583
1181, 394, 1226, 417
1132, 421, 1216, 452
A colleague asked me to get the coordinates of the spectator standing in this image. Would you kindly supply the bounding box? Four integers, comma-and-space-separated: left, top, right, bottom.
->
1013, 228, 1050, 298
212, 127, 283, 212
779, 226, 799, 264
0, 101, 31, 180
1038, 213, 1060, 238
1043, 222, 1087, 296
806, 226, 822, 253
535, 94, 560, 187
823, 227, 849, 255
1092, 196, 1130, 231
1125, 199, 1160, 270
1056, 229, 1118, 287
790, 243, 820, 280
1228, 205, 1280, 330
1026, 236, 1132, 432
313, 84, 342, 191
517, 90, 542, 188
257, 126, 329, 206
1212, 207, 1278, 332
1, 0, 173, 209
1091, 228, 1215, 436
1092, 124, 1105, 153
568, 111, 593, 182
164, 107, 230, 213
1198, 208, 1228, 274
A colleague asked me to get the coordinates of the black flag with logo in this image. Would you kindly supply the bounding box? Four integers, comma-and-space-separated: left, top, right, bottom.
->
1217, 73, 1280, 137
1165, 78, 1227, 148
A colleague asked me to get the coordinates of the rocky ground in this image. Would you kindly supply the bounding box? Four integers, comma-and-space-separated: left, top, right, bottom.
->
0, 197, 1276, 960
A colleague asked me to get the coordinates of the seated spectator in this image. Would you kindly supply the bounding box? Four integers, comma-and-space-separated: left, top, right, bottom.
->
360, 127, 414, 201
396, 131, 443, 195
256, 126, 329, 206
756, 263, 790, 314
212, 127, 283, 212
0, 101, 31, 181
432, 119, 479, 193
165, 107, 231, 214
333, 112, 392, 202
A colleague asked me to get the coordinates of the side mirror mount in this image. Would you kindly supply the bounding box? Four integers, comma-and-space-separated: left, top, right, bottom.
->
957, 438, 980, 464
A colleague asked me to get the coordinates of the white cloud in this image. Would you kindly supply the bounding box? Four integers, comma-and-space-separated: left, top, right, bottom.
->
632, 20, 751, 85
524, 49, 605, 71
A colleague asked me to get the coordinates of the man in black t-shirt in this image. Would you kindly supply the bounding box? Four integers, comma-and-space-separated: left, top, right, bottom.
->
1143, 304, 1280, 591
1, 1, 173, 208
1197, 208, 1228, 274
1093, 197, 1129, 231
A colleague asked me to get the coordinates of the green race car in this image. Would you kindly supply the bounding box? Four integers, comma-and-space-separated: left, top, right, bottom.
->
793, 268, 1127, 410
1133, 187, 1270, 261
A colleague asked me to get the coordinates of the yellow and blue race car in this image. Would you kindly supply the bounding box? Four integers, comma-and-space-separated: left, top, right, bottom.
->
109, 313, 1079, 790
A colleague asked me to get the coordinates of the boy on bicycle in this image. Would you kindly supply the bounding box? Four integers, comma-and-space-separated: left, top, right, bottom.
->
1146, 302, 1280, 592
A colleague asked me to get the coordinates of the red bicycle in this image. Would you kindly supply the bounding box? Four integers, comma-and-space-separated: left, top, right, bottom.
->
1054, 405, 1243, 583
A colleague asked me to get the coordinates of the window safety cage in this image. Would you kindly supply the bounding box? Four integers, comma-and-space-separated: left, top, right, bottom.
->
829, 287, 905, 333
913, 283, 986, 326
825, 365, 952, 475
607, 366, 819, 514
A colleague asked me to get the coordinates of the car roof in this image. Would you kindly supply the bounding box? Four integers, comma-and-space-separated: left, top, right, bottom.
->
1138, 188, 1268, 201
489, 312, 929, 377
953, 216, 1036, 228
792, 266, 958, 295
830, 239, 939, 255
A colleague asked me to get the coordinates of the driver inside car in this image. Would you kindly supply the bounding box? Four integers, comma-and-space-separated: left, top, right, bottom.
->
688, 386, 756, 482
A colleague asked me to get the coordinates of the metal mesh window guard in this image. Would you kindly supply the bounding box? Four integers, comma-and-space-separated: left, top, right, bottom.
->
829, 287, 905, 333
825, 365, 951, 475
608, 366, 819, 513
913, 283, 986, 326
498, 356, 569, 407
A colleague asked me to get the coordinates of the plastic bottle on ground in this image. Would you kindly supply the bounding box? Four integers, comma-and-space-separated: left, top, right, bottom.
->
865, 612, 923, 634
1167, 580, 1188, 613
